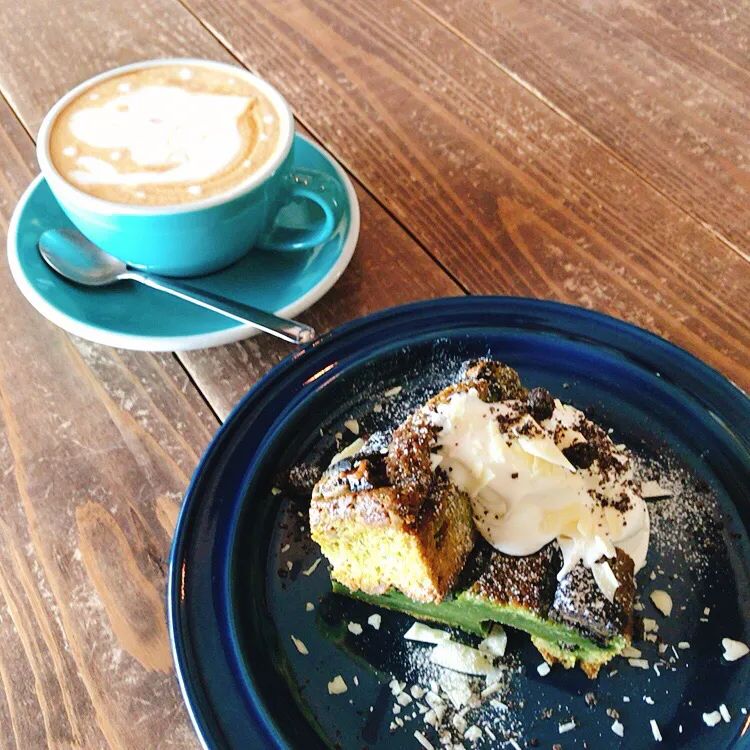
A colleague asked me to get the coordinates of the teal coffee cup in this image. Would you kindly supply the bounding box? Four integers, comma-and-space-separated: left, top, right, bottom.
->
36, 59, 342, 277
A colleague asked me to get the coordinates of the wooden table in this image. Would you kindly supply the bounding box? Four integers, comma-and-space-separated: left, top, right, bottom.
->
0, 0, 747, 746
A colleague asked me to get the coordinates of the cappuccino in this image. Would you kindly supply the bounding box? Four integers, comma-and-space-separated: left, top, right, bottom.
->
48, 63, 282, 206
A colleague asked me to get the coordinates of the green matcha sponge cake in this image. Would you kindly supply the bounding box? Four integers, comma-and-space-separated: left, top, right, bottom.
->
310, 360, 642, 677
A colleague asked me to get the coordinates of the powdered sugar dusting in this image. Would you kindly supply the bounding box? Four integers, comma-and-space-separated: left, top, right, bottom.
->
634, 453, 721, 578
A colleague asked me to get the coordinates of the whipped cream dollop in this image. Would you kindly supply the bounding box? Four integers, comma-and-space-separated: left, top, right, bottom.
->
429, 389, 649, 597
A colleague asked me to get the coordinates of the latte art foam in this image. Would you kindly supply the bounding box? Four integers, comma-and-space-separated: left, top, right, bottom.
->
49, 64, 282, 206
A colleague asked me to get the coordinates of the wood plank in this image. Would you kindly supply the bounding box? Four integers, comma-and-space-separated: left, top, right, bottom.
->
0, 93, 214, 748
132, 0, 749, 390
415, 0, 750, 252
0, 0, 462, 420
646, 0, 750, 71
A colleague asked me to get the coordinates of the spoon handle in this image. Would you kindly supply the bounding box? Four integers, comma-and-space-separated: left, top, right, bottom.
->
124, 271, 316, 345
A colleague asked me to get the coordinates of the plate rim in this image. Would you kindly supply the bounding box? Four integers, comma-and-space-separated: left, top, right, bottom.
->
6, 134, 360, 352
168, 296, 750, 750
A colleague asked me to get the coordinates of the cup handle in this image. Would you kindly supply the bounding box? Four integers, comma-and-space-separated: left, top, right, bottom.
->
257, 168, 343, 252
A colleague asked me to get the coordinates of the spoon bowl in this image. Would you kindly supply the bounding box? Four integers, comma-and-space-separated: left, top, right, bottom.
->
40, 229, 129, 286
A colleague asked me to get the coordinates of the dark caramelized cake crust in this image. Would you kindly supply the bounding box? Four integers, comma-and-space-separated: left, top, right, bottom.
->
311, 435, 475, 601
466, 541, 562, 616
550, 548, 635, 646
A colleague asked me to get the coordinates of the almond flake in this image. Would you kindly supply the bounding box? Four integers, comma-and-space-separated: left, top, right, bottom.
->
517, 435, 576, 472
329, 438, 364, 466
404, 623, 451, 644
414, 730, 434, 749
327, 675, 347, 695
389, 679, 405, 696
641, 481, 672, 498
478, 625, 507, 657
452, 714, 468, 734
464, 725, 482, 742
290, 635, 308, 655
650, 590, 673, 616
650, 719, 662, 742
722, 638, 749, 661
592, 560, 620, 602
302, 558, 322, 576
703, 711, 721, 727
430, 642, 493, 676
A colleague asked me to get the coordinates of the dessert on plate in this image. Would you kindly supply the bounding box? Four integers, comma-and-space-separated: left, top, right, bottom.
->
310, 360, 650, 677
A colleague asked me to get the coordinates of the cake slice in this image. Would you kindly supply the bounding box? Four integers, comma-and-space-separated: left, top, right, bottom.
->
310, 434, 475, 602
310, 361, 527, 603
310, 359, 645, 677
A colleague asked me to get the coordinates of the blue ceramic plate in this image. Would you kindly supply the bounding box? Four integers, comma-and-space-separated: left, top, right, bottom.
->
7, 134, 359, 351
168, 298, 750, 749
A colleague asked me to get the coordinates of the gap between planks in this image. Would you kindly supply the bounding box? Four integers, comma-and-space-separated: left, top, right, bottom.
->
409, 0, 750, 267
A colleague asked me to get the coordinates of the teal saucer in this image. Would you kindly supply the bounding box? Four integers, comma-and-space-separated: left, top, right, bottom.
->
7, 135, 359, 351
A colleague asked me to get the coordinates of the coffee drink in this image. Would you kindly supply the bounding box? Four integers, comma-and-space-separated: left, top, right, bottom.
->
48, 63, 282, 206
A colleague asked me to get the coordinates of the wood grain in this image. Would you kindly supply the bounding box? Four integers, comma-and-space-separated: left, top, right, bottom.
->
150, 0, 749, 389
0, 93, 214, 748
645, 0, 750, 72
415, 0, 750, 252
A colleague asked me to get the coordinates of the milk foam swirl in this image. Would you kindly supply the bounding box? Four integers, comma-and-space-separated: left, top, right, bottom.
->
48, 64, 282, 206
67, 86, 254, 188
